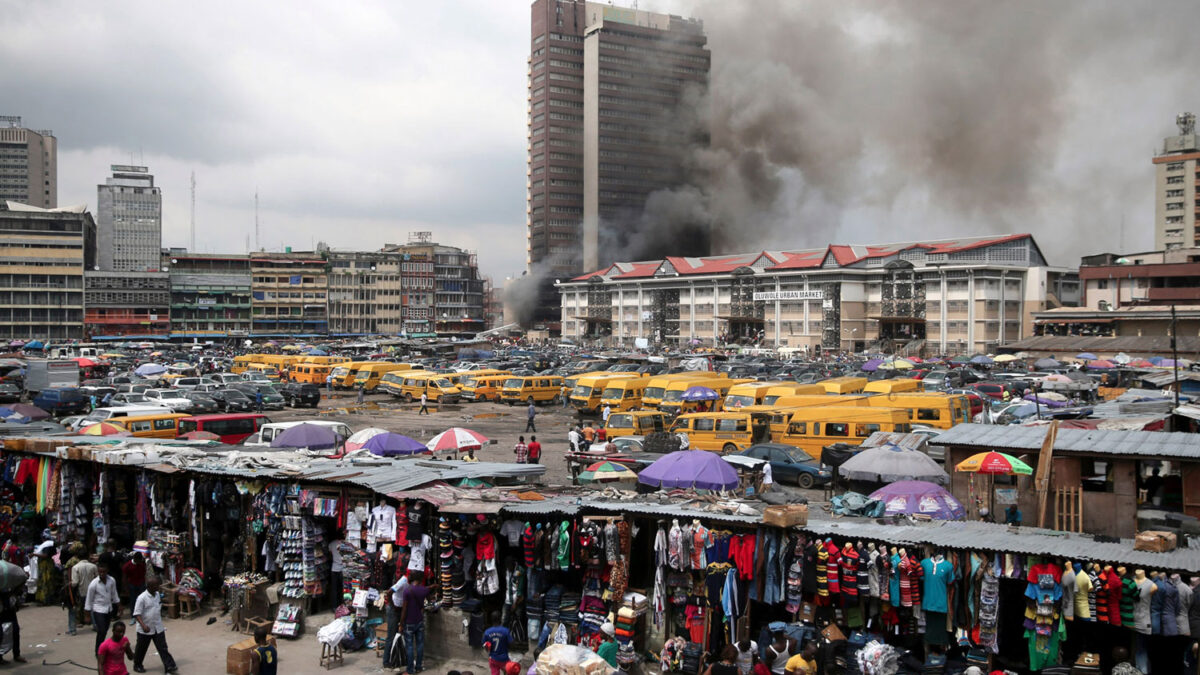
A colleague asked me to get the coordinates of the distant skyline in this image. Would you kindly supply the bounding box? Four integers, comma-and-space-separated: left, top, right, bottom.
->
4, 0, 1198, 283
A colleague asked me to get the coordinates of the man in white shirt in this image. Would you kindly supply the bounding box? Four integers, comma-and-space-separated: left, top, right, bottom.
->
85, 566, 121, 655
761, 461, 774, 494
132, 577, 177, 673
383, 573, 411, 669
71, 555, 99, 630
568, 426, 581, 453
602, 404, 612, 424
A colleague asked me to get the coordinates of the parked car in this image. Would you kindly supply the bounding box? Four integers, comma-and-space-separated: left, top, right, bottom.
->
112, 392, 152, 405
279, 383, 321, 408
172, 377, 203, 391
0, 383, 20, 403
143, 388, 194, 412
738, 443, 831, 489
209, 388, 253, 413
231, 383, 285, 410
32, 387, 89, 416
183, 392, 221, 414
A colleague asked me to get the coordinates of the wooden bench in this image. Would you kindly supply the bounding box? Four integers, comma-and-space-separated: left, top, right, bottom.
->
178, 595, 199, 619
320, 643, 344, 669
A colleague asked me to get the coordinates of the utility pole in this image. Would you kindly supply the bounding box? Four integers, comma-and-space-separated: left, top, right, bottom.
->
254, 190, 260, 252
1172, 304, 1180, 410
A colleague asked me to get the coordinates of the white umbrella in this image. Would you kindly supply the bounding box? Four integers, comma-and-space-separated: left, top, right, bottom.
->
345, 427, 388, 451
839, 443, 949, 485
426, 427, 490, 453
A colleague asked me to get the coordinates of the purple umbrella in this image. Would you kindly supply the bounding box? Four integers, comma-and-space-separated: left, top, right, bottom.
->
363, 432, 428, 457
270, 423, 343, 450
679, 386, 720, 402
638, 450, 739, 491
1022, 393, 1070, 409
861, 358, 884, 372
9, 403, 49, 421
869, 480, 965, 520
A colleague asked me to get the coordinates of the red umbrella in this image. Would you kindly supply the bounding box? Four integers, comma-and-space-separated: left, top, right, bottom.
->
178, 430, 221, 441
426, 427, 489, 452
73, 357, 97, 367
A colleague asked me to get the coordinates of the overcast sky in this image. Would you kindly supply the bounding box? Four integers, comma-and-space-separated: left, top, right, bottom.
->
2, 1, 1195, 283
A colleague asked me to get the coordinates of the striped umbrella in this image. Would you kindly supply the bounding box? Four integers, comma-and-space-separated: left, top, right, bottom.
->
80, 422, 129, 436
344, 427, 389, 452
426, 427, 490, 452
578, 460, 638, 484
955, 451, 1033, 476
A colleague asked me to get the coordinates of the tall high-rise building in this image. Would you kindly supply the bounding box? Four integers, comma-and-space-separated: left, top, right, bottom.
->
1153, 113, 1200, 251
97, 165, 162, 271
0, 202, 94, 340
0, 116, 57, 209
526, 1, 710, 325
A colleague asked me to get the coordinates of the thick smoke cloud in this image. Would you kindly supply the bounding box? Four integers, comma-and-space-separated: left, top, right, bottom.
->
617, 0, 1200, 266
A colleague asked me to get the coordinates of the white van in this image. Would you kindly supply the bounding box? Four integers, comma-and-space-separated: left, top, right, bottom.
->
243, 420, 353, 447
83, 405, 172, 425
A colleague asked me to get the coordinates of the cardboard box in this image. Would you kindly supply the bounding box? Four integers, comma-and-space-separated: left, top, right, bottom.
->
226, 635, 277, 675
1135, 530, 1177, 552
763, 504, 808, 528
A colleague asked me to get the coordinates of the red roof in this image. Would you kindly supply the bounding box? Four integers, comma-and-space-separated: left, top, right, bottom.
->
567, 234, 1033, 282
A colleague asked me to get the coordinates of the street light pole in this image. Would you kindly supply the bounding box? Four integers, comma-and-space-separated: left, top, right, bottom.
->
1172, 304, 1180, 410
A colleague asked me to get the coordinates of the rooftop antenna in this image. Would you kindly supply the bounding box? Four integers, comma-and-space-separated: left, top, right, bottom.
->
189, 171, 196, 252
254, 190, 260, 251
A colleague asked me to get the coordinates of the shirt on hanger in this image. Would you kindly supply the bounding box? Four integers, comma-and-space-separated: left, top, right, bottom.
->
370, 504, 397, 541
407, 534, 432, 572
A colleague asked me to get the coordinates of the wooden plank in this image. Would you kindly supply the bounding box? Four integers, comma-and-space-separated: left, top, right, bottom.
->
1035, 421, 1059, 529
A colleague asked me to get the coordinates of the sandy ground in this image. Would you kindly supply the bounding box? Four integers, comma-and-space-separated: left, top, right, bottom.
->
7, 603, 497, 675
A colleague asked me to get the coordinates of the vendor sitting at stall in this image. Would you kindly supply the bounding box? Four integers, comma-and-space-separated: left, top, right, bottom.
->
597, 622, 618, 668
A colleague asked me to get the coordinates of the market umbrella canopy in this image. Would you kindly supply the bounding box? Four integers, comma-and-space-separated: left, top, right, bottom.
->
80, 421, 129, 436
135, 363, 167, 376
839, 443, 949, 485
861, 358, 884, 372
1034, 358, 1061, 369
10, 403, 49, 421
1086, 360, 1115, 369
955, 451, 1033, 475
1128, 359, 1155, 368
344, 427, 389, 451
950, 355, 972, 364
270, 422, 343, 450
426, 427, 490, 452
969, 354, 993, 365
178, 430, 221, 441
1075, 352, 1098, 361
578, 460, 638, 484
993, 354, 1018, 363
307, 348, 328, 356
638, 450, 739, 491
679, 386, 720, 402
364, 432, 428, 456
21, 340, 43, 350
869, 480, 965, 520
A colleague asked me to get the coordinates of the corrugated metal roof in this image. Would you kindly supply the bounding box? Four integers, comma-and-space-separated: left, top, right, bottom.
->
803, 513, 1200, 572
933, 423, 1200, 459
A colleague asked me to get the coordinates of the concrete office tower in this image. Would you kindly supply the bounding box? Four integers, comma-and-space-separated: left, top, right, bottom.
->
527, 0, 710, 280
1154, 113, 1200, 251
0, 116, 57, 209
0, 202, 94, 340
97, 165, 162, 271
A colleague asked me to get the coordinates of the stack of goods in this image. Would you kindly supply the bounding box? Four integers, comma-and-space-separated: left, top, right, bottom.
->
526, 592, 544, 645
224, 571, 269, 589
146, 528, 185, 571
614, 602, 638, 667
679, 642, 704, 675
543, 585, 564, 625
659, 637, 688, 673
176, 567, 205, 602
302, 517, 328, 598
855, 642, 900, 675
622, 591, 648, 616
437, 517, 468, 607
338, 542, 370, 596
277, 517, 305, 599
273, 603, 302, 638
559, 590, 581, 627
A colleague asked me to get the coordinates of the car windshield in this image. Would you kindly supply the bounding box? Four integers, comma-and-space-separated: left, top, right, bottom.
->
662, 390, 684, 402
225, 391, 249, 400
601, 387, 622, 400
122, 394, 148, 402
784, 448, 813, 463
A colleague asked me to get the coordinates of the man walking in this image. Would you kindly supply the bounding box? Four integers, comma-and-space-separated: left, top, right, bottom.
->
418, 392, 429, 415
527, 436, 541, 465
356, 384, 365, 405
132, 577, 178, 674
0, 586, 25, 664
86, 564, 121, 655
560, 384, 569, 408
513, 436, 529, 464
122, 553, 146, 617
525, 401, 536, 433
401, 572, 435, 675
601, 404, 612, 425
71, 552, 99, 630
254, 390, 264, 412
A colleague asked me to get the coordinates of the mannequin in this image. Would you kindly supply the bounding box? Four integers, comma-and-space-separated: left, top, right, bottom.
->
1060, 560, 1077, 621
1159, 572, 1180, 637
921, 550, 953, 647
1073, 562, 1093, 622
841, 542, 860, 603
1118, 566, 1138, 630
1133, 569, 1154, 635
1100, 565, 1122, 625
867, 543, 881, 599
1172, 573, 1191, 637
